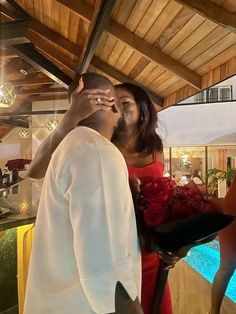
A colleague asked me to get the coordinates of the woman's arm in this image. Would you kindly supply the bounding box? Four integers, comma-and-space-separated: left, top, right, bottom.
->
28, 116, 75, 179
29, 78, 115, 179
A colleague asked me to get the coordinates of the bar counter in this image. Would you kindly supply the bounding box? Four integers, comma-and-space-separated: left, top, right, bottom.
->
0, 178, 43, 313
0, 178, 41, 231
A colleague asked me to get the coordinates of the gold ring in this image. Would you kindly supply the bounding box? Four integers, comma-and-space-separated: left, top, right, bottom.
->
97, 97, 102, 105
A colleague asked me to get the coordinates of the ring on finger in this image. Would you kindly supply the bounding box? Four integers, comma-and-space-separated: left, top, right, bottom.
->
96, 97, 103, 105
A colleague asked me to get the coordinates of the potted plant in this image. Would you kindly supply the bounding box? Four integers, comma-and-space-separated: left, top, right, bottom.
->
206, 167, 236, 197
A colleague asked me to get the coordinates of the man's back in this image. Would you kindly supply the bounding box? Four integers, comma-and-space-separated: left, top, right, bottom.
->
24, 126, 141, 314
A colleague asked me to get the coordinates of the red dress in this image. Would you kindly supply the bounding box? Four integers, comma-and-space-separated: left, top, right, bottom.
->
127, 152, 172, 314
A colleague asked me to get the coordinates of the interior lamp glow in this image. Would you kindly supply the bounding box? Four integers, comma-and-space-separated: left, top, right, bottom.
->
46, 119, 59, 133
0, 81, 16, 108
19, 129, 29, 139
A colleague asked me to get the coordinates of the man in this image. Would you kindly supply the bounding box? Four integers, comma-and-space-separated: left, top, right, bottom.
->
24, 73, 142, 314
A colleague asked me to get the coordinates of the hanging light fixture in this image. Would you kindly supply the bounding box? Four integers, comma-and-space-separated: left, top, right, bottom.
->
0, 81, 16, 108
19, 129, 29, 139
19, 202, 29, 213
46, 82, 60, 133
46, 119, 59, 133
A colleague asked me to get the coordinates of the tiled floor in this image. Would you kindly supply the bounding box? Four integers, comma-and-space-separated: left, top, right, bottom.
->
169, 260, 236, 314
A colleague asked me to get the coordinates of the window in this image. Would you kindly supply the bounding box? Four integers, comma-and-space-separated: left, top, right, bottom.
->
171, 147, 205, 185
219, 87, 231, 101
208, 86, 232, 102
193, 85, 232, 104
208, 88, 218, 102
194, 91, 205, 103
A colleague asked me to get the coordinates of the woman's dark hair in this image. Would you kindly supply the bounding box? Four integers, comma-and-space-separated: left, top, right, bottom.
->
113, 83, 163, 155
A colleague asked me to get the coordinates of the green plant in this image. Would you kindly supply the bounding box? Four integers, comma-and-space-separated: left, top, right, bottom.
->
206, 167, 236, 196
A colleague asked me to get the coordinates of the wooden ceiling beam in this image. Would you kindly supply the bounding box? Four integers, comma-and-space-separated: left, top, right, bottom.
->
0, 1, 82, 57
30, 94, 68, 102
55, 1, 201, 89
106, 20, 201, 89
0, 48, 17, 58
0, 0, 29, 20
10, 77, 53, 87
18, 86, 67, 95
78, 0, 116, 73
175, 0, 236, 34
56, 0, 93, 23
0, 109, 67, 117
9, 43, 72, 88
91, 56, 164, 107
0, 20, 30, 45
6, 33, 76, 83
29, 23, 82, 58
0, 117, 29, 128
29, 32, 77, 78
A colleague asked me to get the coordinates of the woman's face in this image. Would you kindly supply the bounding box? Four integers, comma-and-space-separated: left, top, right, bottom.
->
115, 88, 140, 128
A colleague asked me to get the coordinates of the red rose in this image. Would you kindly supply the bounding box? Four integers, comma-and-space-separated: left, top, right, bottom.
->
173, 186, 187, 199
144, 203, 167, 228
170, 201, 194, 221
203, 202, 216, 213
190, 194, 203, 203
141, 179, 173, 205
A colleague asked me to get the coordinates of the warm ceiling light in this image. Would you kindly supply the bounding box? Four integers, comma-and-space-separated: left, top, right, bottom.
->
19, 129, 29, 139
0, 81, 16, 108
19, 202, 29, 213
46, 119, 59, 133
19, 68, 28, 76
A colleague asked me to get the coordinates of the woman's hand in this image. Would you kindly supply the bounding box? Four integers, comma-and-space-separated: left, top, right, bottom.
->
61, 77, 115, 130
159, 251, 180, 270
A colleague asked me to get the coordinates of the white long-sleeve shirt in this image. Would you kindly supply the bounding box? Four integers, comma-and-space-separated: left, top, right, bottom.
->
24, 126, 141, 314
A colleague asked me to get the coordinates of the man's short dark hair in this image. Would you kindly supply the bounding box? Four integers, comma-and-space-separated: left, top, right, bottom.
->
68, 72, 114, 98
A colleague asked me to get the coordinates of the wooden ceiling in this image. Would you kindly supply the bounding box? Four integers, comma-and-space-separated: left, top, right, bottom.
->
0, 0, 236, 139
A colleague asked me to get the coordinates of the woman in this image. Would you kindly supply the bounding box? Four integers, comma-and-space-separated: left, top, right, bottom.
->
29, 78, 173, 314
113, 83, 173, 314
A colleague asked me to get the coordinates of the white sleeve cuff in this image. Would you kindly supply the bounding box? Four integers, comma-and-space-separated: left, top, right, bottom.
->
80, 257, 138, 314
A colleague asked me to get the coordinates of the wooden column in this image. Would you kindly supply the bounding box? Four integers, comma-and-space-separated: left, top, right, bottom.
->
218, 149, 227, 171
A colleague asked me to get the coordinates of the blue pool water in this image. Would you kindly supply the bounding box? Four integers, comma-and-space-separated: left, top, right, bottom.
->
184, 240, 236, 303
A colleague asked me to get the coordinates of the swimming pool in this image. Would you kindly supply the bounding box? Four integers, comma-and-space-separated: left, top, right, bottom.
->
184, 240, 236, 303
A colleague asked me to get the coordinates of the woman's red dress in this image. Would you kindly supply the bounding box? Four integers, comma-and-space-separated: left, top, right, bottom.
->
127, 152, 172, 314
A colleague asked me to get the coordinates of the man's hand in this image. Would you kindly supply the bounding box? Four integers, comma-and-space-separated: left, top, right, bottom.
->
61, 77, 115, 130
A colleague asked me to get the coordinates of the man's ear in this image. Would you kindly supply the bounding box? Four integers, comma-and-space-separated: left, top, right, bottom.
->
68, 74, 83, 100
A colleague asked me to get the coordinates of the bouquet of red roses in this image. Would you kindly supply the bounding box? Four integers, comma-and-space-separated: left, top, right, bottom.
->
140, 178, 215, 228
133, 177, 234, 314
134, 177, 233, 253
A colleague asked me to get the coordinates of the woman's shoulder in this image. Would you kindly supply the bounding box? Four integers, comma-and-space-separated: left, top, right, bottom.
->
153, 150, 164, 164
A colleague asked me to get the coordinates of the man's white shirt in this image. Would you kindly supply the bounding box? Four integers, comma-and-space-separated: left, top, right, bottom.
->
24, 126, 141, 314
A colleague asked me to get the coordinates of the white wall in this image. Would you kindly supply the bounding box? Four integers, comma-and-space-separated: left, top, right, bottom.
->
157, 101, 236, 147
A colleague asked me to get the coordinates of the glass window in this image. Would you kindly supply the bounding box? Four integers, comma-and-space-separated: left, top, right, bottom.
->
171, 147, 205, 186
194, 91, 205, 103
163, 148, 170, 177
208, 86, 232, 102
207, 145, 236, 197
208, 88, 218, 102
219, 87, 231, 101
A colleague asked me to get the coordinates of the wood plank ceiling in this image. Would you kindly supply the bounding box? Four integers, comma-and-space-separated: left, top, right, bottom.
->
0, 0, 236, 139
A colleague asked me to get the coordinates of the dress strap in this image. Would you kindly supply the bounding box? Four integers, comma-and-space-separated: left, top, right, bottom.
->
152, 151, 157, 163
